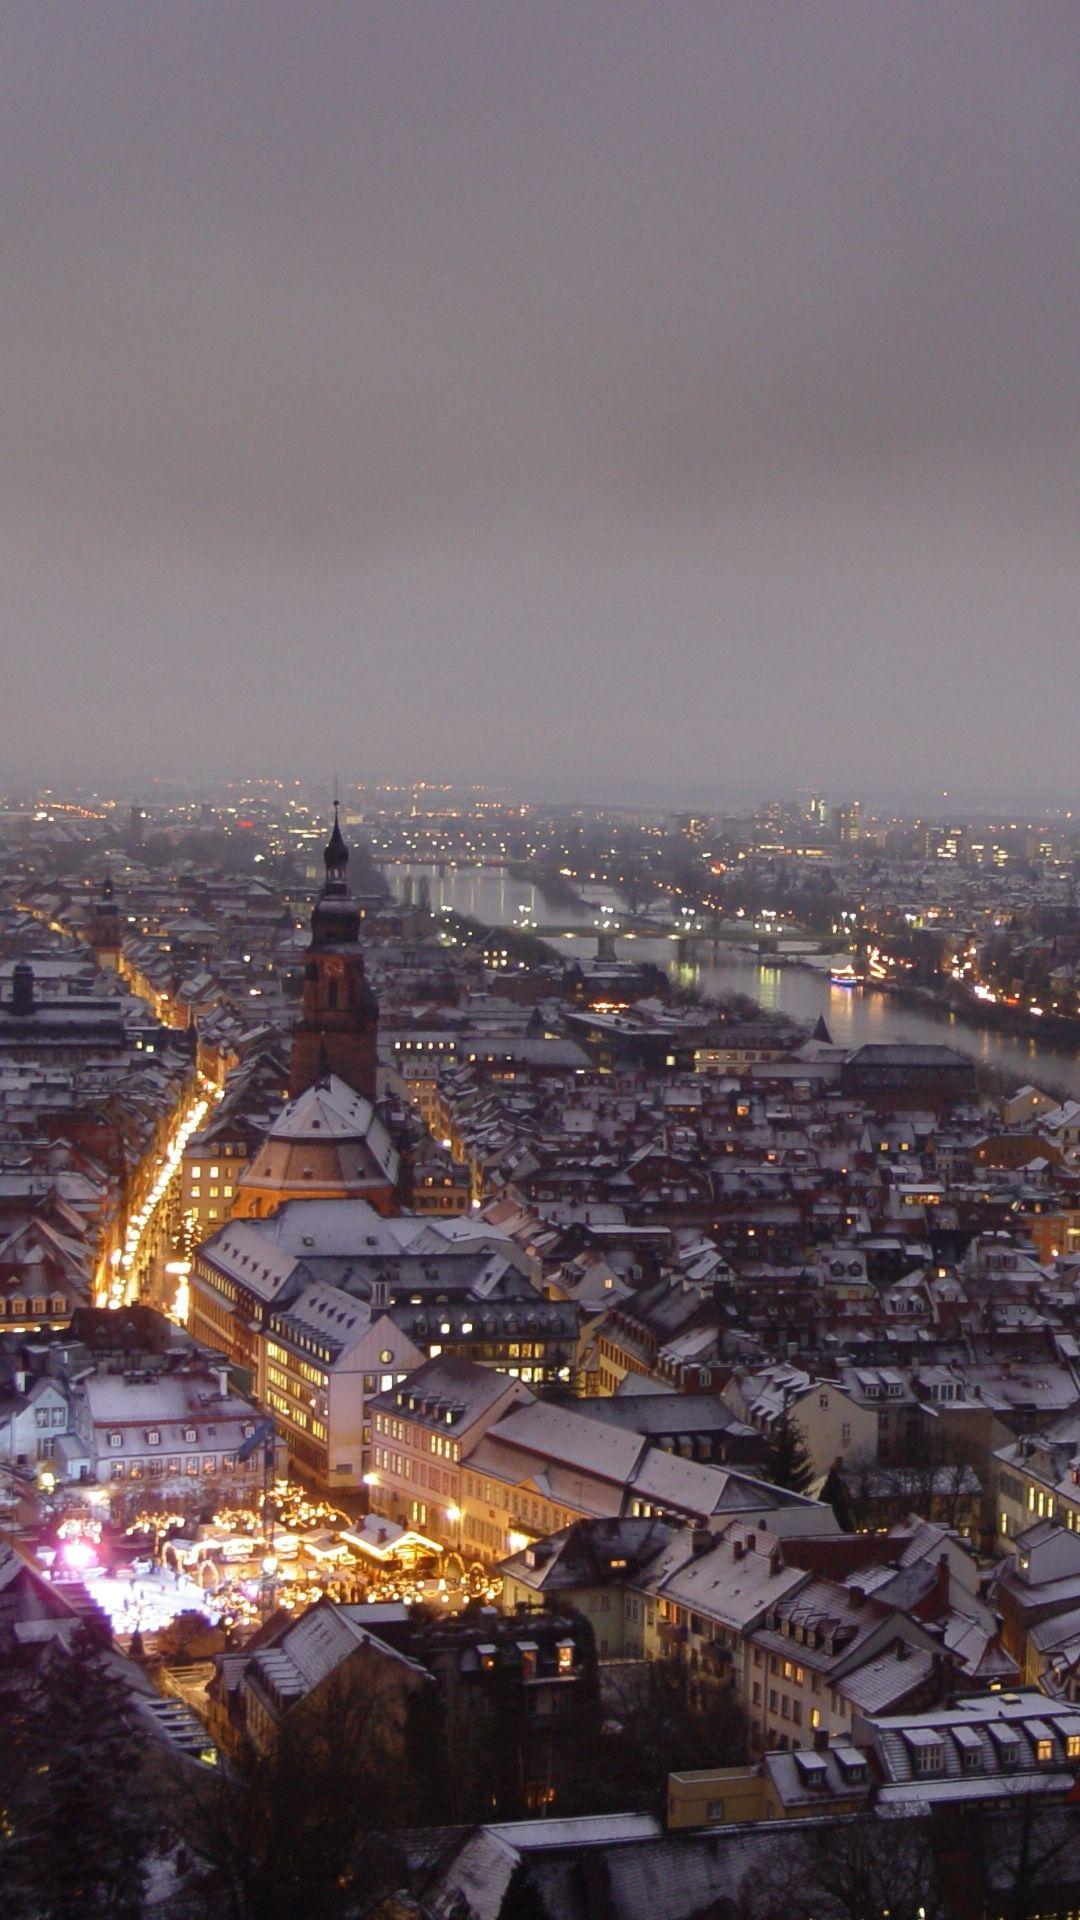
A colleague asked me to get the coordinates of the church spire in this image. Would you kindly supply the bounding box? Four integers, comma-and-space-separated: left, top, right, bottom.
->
323, 801, 350, 896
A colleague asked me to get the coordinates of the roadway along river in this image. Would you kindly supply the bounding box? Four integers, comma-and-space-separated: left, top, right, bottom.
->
389, 863, 1080, 1102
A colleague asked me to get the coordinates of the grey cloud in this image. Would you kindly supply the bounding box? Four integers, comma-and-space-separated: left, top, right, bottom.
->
0, 2, 1077, 800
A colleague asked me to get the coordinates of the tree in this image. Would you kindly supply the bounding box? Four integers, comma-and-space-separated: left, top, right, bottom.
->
180, 1655, 420, 1920
820, 1464, 855, 1532
593, 1659, 747, 1817
936, 1792, 1080, 1920
740, 1811, 948, 1920
762, 1408, 815, 1495
0, 1627, 152, 1920
842, 1423, 982, 1538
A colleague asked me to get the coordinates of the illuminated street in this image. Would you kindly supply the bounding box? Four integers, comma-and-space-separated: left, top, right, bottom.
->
104, 1079, 223, 1312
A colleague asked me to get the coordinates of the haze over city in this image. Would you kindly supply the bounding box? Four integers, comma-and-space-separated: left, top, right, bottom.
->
2, 2, 1077, 804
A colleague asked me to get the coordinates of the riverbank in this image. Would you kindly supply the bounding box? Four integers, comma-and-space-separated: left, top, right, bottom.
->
388, 861, 1080, 1100
868, 976, 1080, 1058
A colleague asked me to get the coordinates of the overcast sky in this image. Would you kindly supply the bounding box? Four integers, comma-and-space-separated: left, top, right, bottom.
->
2, 3, 1077, 806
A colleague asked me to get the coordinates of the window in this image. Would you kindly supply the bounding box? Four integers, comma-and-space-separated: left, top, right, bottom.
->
108, 1431, 123, 1449
184, 1428, 197, 1444
146, 1429, 160, 1446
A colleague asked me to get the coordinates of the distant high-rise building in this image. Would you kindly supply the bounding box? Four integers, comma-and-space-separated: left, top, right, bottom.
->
89, 873, 122, 970
831, 801, 862, 846
289, 807, 379, 1101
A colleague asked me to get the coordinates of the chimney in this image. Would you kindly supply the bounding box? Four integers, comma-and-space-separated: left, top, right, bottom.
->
813, 1727, 830, 1752
14, 1369, 27, 1395
216, 1365, 229, 1397
10, 961, 34, 1018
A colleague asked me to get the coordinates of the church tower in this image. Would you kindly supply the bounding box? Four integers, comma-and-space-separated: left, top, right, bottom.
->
289, 806, 379, 1100
90, 873, 122, 971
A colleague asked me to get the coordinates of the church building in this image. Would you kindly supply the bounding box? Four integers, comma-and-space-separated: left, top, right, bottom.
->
289, 807, 380, 1102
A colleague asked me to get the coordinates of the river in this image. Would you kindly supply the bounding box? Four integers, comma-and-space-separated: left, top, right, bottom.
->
388, 863, 1080, 1100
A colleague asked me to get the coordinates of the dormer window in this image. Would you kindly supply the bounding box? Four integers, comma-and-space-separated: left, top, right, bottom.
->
108, 1431, 123, 1449
954, 1725, 983, 1772
146, 1430, 160, 1446
907, 1732, 944, 1775
184, 1427, 197, 1445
